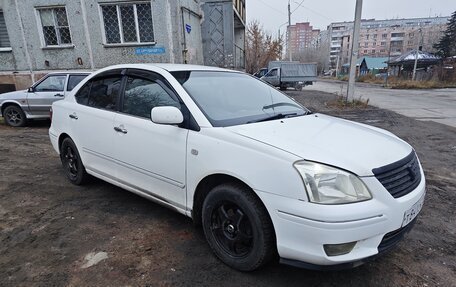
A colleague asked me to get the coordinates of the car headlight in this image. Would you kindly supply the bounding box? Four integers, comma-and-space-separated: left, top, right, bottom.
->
294, 161, 372, 204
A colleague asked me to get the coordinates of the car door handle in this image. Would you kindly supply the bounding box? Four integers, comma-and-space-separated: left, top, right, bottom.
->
54, 93, 64, 97
69, 113, 78, 120
114, 126, 128, 134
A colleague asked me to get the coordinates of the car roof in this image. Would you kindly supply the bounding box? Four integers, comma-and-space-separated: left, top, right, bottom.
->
95, 63, 241, 73
149, 63, 236, 72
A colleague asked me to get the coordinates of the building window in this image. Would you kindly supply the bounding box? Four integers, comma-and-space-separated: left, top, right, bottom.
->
0, 10, 11, 49
382, 33, 387, 39
37, 7, 72, 47
381, 41, 386, 46
100, 2, 154, 45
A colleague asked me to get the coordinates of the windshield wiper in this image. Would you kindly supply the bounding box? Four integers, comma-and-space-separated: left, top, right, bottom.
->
248, 112, 300, 123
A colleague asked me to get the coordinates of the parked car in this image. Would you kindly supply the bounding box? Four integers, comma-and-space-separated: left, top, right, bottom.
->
49, 64, 425, 271
0, 72, 90, 127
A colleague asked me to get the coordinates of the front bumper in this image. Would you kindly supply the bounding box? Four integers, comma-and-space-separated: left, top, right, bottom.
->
280, 218, 417, 270
256, 170, 426, 267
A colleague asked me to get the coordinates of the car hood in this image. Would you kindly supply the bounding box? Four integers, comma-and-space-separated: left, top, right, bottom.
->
226, 113, 412, 176
0, 90, 26, 100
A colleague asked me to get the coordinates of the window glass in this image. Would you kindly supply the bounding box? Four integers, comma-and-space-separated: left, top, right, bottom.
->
172, 71, 307, 127
34, 75, 66, 92
75, 82, 91, 105
122, 76, 180, 118
67, 75, 88, 91
38, 7, 72, 46
88, 76, 121, 111
101, 3, 154, 44
266, 69, 277, 77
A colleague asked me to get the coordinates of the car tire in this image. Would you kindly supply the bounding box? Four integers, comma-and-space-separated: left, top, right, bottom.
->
202, 183, 276, 271
60, 137, 89, 185
294, 84, 303, 91
3, 105, 27, 127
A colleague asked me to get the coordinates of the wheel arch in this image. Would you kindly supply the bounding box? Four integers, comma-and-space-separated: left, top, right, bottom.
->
192, 173, 273, 230
1, 101, 24, 115
58, 133, 72, 153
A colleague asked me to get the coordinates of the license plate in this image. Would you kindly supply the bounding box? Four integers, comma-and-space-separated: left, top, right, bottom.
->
401, 193, 425, 227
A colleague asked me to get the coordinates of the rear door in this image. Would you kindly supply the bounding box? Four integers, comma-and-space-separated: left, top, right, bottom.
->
27, 74, 68, 116
69, 70, 123, 178
113, 69, 188, 209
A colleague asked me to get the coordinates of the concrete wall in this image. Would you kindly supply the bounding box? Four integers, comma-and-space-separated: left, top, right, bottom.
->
0, 0, 205, 89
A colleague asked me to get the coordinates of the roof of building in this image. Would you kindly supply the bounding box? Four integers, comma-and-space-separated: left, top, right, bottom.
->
388, 50, 440, 64
342, 57, 388, 69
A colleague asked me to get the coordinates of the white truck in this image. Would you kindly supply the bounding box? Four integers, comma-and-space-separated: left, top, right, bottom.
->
260, 61, 317, 91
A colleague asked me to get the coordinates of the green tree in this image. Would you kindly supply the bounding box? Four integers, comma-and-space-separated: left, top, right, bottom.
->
434, 10, 456, 57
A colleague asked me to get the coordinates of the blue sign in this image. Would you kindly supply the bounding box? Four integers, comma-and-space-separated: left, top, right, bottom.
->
135, 47, 166, 55
185, 24, 192, 34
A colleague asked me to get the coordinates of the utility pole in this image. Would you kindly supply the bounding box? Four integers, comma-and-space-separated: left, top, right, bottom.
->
346, 0, 363, 102
288, 0, 292, 61
412, 28, 422, 81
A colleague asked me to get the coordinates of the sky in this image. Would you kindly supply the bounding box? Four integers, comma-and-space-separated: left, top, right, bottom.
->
246, 0, 455, 35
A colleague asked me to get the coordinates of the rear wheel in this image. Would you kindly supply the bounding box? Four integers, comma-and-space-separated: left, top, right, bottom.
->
202, 183, 275, 271
3, 105, 27, 127
60, 137, 89, 185
294, 83, 303, 91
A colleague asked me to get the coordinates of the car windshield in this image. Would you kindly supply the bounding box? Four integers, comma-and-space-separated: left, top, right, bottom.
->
171, 71, 310, 127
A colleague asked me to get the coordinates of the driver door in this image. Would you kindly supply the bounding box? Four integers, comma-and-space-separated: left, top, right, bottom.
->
263, 68, 279, 86
26, 74, 68, 116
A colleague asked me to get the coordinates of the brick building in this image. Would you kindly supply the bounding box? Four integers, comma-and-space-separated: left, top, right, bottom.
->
287, 22, 320, 57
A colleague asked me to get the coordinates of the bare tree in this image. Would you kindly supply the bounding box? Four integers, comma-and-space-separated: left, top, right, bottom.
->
245, 20, 283, 74
293, 38, 330, 75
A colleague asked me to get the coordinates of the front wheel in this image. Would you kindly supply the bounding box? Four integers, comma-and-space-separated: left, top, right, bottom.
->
3, 105, 27, 127
60, 137, 89, 185
202, 183, 276, 271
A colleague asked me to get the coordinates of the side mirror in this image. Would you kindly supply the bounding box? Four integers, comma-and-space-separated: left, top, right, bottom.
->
27, 87, 35, 93
151, 106, 183, 125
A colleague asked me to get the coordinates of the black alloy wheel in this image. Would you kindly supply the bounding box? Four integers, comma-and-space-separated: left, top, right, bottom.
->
4, 105, 27, 127
202, 183, 276, 271
60, 138, 88, 185
210, 202, 254, 258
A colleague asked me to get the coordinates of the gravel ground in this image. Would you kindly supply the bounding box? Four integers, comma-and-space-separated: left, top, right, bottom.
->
0, 89, 455, 286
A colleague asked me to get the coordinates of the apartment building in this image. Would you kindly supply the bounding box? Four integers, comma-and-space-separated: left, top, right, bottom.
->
328, 16, 449, 68
0, 0, 246, 91
287, 22, 320, 56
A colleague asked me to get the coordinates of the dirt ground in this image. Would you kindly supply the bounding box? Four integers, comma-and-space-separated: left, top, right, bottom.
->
0, 90, 455, 287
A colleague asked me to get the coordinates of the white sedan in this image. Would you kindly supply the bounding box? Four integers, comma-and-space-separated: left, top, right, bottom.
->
49, 64, 425, 271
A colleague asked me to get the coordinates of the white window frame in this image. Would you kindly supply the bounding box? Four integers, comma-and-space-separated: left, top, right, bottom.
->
34, 6, 74, 49
0, 9, 12, 51
99, 1, 156, 47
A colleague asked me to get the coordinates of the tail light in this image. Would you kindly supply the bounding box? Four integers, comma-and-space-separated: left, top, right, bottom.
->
49, 107, 53, 122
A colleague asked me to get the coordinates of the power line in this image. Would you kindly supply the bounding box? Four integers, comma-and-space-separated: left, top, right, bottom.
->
291, 0, 305, 14
255, 0, 286, 16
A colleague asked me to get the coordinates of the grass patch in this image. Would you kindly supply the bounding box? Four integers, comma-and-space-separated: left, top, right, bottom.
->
327, 96, 370, 109
390, 80, 456, 89
357, 74, 385, 84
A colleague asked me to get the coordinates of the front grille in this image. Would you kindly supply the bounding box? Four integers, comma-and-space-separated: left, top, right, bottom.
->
372, 151, 421, 198
378, 219, 416, 253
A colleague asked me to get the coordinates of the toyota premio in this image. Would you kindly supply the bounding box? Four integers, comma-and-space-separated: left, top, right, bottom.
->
49, 64, 425, 271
